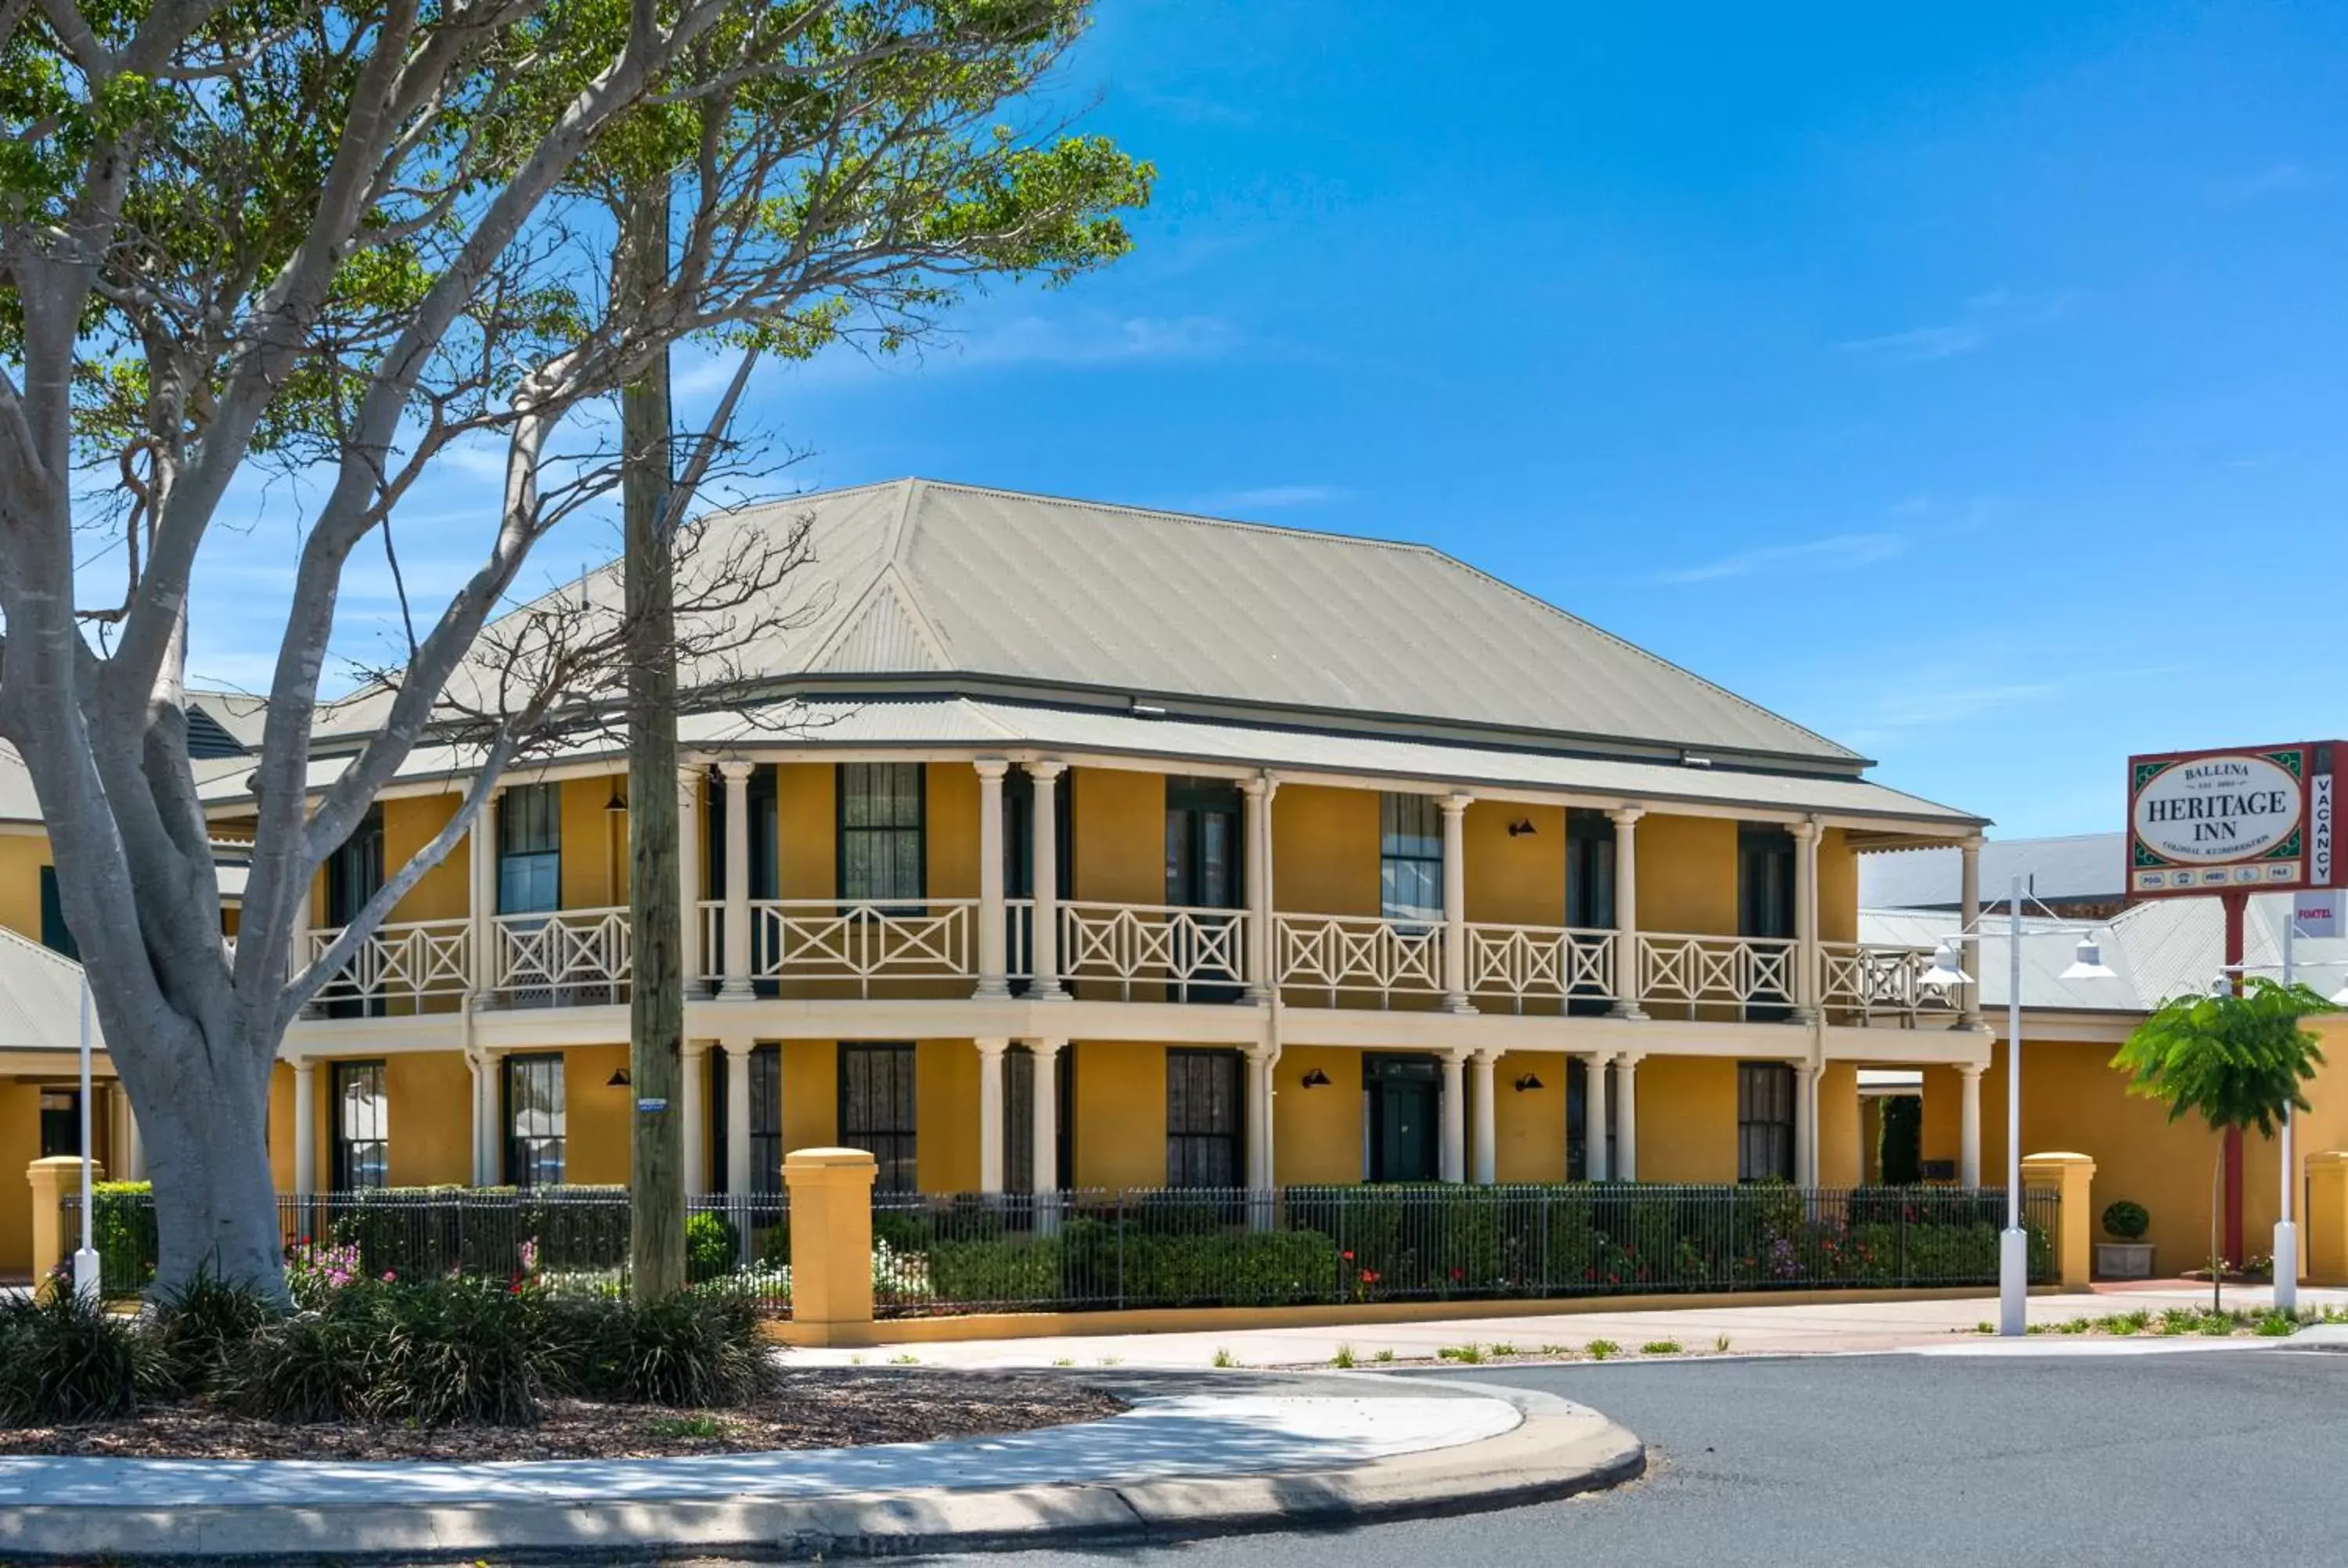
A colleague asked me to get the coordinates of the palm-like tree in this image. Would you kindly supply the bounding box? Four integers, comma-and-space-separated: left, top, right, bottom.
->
2112, 976, 2334, 1311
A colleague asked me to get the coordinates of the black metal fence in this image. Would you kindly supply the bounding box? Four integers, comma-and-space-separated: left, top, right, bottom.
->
60, 1187, 790, 1313
870, 1183, 2059, 1316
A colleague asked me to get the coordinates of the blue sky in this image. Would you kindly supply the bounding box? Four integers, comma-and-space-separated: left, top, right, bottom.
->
180, 0, 2348, 837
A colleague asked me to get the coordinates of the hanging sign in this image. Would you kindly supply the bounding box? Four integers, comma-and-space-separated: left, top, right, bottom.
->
2127, 743, 2345, 899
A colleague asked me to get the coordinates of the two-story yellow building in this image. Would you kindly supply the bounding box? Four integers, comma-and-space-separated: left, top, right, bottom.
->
135, 479, 1999, 1211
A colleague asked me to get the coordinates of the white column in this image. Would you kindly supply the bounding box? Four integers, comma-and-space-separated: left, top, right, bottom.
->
974, 761, 1010, 998
469, 789, 500, 998
1958, 1064, 1983, 1188
292, 1059, 317, 1196
723, 1039, 754, 1193
1792, 1061, 1817, 1186
977, 1038, 1008, 1192
1027, 763, 1067, 1001
1439, 1050, 1467, 1182
1241, 775, 1277, 1002
1583, 1051, 1612, 1181
1791, 818, 1820, 1024
1614, 1053, 1640, 1181
1608, 807, 1647, 1020
1957, 836, 1983, 1027
1470, 1049, 1497, 1184
681, 1040, 709, 1196
679, 765, 705, 997
1032, 1038, 1065, 1193
1247, 1047, 1276, 1188
719, 761, 755, 998
1441, 793, 1474, 1013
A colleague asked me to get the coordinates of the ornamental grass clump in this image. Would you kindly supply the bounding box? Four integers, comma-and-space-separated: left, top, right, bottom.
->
153, 1268, 280, 1396
0, 1291, 171, 1424
558, 1291, 771, 1408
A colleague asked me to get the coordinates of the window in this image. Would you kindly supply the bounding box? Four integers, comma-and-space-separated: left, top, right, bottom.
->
38, 1090, 78, 1158
1379, 793, 1442, 926
1738, 1062, 1796, 1183
1565, 811, 1615, 929
503, 1053, 567, 1187
1165, 1048, 1243, 1188
332, 1061, 389, 1190
38, 867, 77, 960
497, 783, 562, 915
748, 1044, 783, 1194
839, 1043, 917, 1193
326, 807, 387, 1018
1738, 825, 1796, 1021
1565, 1057, 1616, 1181
838, 764, 925, 907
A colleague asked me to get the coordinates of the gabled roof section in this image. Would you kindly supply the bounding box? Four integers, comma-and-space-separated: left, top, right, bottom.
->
809, 566, 952, 675
0, 925, 92, 1052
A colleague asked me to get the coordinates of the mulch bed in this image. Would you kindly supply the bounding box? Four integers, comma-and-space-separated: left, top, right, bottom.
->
0, 1368, 1125, 1462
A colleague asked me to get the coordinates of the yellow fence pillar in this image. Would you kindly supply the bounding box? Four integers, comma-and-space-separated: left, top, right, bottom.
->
2022, 1150, 2097, 1289
26, 1156, 103, 1299
2305, 1152, 2348, 1286
783, 1146, 877, 1347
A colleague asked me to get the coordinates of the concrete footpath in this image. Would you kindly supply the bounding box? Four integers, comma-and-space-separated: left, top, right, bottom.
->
0, 1372, 1643, 1563
787, 1283, 2348, 1371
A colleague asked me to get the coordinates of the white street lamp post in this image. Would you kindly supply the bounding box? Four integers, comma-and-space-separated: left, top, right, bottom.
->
2277, 914, 2298, 1314
73, 974, 99, 1304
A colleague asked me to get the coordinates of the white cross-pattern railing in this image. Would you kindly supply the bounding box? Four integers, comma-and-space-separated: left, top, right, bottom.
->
1061, 902, 1249, 1001
1636, 932, 1796, 1019
1466, 922, 1615, 1012
750, 899, 976, 996
308, 919, 471, 1007
1821, 941, 1957, 1027
495, 908, 630, 1003
1275, 913, 1442, 1007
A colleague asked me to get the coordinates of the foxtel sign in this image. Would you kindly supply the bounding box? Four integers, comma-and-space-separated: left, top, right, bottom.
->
2127, 742, 2340, 899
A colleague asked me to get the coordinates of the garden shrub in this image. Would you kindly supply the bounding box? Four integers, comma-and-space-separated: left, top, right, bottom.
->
153, 1268, 280, 1394
91, 1181, 158, 1295
0, 1290, 170, 1423
558, 1291, 770, 1408
685, 1212, 738, 1281
2102, 1199, 2150, 1241
224, 1276, 561, 1426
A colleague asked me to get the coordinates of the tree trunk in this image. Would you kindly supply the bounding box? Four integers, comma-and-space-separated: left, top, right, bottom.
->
621, 174, 686, 1301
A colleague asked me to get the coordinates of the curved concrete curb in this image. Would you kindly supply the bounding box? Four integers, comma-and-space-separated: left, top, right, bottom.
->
0, 1386, 1642, 1563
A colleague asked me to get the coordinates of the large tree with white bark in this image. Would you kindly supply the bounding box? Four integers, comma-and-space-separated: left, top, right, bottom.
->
0, 0, 1146, 1296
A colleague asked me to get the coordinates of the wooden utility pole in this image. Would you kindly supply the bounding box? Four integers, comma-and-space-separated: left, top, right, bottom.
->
621, 174, 686, 1300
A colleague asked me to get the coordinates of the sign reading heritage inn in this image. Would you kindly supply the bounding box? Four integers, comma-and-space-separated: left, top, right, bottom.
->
2128, 742, 2341, 897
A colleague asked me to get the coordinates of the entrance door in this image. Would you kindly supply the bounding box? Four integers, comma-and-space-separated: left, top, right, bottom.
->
1364, 1054, 1440, 1181
1738, 824, 1795, 1023
1165, 778, 1243, 1001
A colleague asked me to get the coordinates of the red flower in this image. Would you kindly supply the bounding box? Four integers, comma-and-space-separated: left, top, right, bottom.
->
1448, 1267, 1464, 1281
1341, 1251, 1354, 1261
1360, 1269, 1381, 1284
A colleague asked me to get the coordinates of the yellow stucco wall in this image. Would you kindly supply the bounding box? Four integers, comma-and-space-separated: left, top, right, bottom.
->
1634, 1056, 1738, 1182
267, 1059, 294, 1190
1272, 786, 1377, 916
776, 763, 834, 898
1464, 804, 1564, 926
0, 836, 48, 945
0, 1081, 45, 1271
1071, 768, 1161, 905
558, 775, 628, 911
383, 795, 469, 923
1274, 1045, 1363, 1184
563, 1045, 632, 1184
1817, 1060, 1860, 1188
781, 1038, 837, 1153
1817, 829, 1859, 944
389, 1052, 474, 1185
916, 1038, 978, 1192
1637, 814, 1738, 936
926, 771, 979, 901
1071, 1041, 1168, 1189
1495, 1049, 1569, 1181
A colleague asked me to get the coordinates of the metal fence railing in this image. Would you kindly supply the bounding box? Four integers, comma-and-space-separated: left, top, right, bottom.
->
868, 1183, 2058, 1316
60, 1187, 791, 1313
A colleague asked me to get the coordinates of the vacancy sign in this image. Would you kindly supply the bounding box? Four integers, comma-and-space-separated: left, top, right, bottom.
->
2128, 742, 2342, 899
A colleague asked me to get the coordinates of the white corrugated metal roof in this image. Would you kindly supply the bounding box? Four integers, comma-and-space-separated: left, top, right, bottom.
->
0, 926, 92, 1053
319, 479, 1870, 768
1859, 833, 2125, 910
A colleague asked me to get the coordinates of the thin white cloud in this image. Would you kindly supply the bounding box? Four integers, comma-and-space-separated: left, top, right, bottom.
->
2214, 163, 2316, 205
1212, 484, 1344, 511
961, 312, 1238, 367
1838, 325, 1982, 362
1657, 532, 1905, 585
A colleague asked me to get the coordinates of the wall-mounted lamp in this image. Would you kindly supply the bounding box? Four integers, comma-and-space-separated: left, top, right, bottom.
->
603, 784, 628, 815
1299, 1068, 1332, 1088
607, 1067, 632, 1088
1514, 1072, 1545, 1092
1507, 818, 1537, 837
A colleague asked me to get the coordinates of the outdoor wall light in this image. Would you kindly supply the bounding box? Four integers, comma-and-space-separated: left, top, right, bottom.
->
1514, 1073, 1544, 1091
1299, 1068, 1332, 1088
607, 1067, 632, 1088
604, 784, 628, 815
1507, 818, 1537, 837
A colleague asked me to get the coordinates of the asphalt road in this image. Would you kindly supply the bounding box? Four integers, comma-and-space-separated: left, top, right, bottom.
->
924, 1348, 2348, 1568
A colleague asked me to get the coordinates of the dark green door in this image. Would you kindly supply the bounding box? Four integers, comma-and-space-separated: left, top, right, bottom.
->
1366, 1055, 1439, 1181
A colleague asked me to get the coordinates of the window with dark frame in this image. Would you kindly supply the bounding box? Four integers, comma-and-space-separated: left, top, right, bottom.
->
38, 1090, 78, 1158
503, 1053, 567, 1187
38, 866, 77, 960
497, 782, 563, 915
839, 1043, 917, 1193
1737, 1061, 1796, 1183
748, 1044, 783, 1193
1738, 825, 1797, 1021
1004, 1045, 1034, 1195
1379, 793, 1442, 927
1565, 1057, 1617, 1181
838, 763, 925, 909
332, 1060, 389, 1189
1165, 1048, 1243, 1189
1565, 811, 1617, 1016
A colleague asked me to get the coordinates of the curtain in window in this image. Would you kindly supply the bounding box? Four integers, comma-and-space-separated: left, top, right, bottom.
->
1165, 1048, 1243, 1188
839, 764, 925, 905
1380, 793, 1443, 926
840, 1043, 917, 1193
1737, 1061, 1795, 1183
748, 1044, 783, 1194
504, 1053, 567, 1187
333, 1061, 389, 1189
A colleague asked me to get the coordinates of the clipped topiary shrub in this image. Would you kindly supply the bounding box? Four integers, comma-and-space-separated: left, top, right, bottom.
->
2102, 1199, 2151, 1241
685, 1211, 739, 1282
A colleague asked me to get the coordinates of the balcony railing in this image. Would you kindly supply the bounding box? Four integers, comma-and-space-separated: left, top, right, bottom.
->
1467, 922, 1615, 1014
308, 919, 472, 1009
1274, 912, 1443, 1007
1060, 901, 1248, 1002
493, 907, 629, 1005
1821, 941, 1958, 1027
1636, 932, 1795, 1020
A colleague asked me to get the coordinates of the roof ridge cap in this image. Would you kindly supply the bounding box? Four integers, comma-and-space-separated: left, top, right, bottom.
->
907, 477, 1442, 554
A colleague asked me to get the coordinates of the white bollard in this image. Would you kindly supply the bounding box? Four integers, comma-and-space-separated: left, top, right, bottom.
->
2274, 1221, 2299, 1314
1999, 1227, 2029, 1336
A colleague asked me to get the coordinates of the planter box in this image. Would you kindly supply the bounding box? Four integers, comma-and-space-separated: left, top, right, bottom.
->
2096, 1241, 2154, 1280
